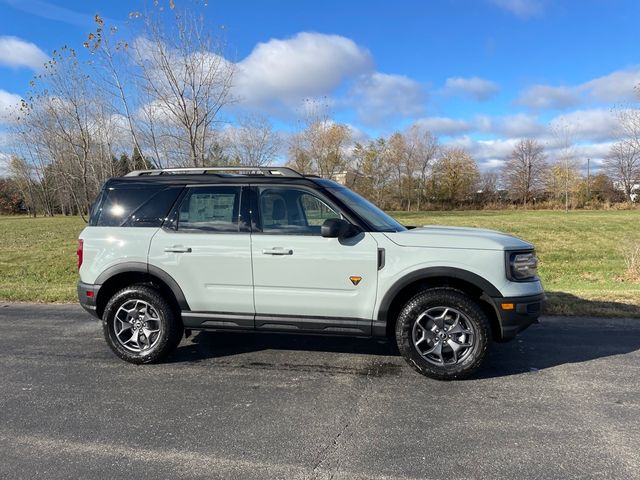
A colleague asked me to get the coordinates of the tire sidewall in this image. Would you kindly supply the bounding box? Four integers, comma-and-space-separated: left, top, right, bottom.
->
396, 288, 490, 380
102, 285, 180, 364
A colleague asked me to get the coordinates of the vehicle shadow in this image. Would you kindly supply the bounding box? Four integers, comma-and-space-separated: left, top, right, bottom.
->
545, 291, 640, 318
168, 317, 640, 379
476, 316, 640, 379
171, 330, 398, 361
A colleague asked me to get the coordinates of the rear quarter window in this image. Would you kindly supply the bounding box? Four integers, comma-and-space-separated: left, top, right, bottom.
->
91, 185, 182, 227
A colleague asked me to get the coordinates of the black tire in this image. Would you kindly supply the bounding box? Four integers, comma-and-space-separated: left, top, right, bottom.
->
395, 288, 490, 380
102, 284, 183, 364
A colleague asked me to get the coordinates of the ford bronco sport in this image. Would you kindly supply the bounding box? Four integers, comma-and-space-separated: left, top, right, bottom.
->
78, 166, 544, 379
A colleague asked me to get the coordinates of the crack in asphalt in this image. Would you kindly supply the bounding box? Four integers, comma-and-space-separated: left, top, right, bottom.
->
310, 374, 375, 480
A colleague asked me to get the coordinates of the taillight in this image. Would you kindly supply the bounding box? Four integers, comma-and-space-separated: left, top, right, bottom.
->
77, 239, 84, 271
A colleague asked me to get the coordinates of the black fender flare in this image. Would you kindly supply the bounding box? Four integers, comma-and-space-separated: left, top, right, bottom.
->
95, 262, 190, 310
376, 267, 502, 324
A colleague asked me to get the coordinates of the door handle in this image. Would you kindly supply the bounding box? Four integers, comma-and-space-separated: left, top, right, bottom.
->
164, 246, 192, 253
262, 248, 293, 256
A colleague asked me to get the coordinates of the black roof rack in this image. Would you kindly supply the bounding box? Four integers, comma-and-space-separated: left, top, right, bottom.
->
125, 166, 303, 178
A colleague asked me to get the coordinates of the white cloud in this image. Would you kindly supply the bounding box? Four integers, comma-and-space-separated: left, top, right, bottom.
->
517, 67, 640, 110
489, 113, 545, 137
351, 72, 426, 125
447, 135, 522, 170
443, 76, 499, 101
549, 108, 619, 142
414, 116, 471, 135
0, 36, 48, 70
581, 68, 640, 103
413, 113, 543, 138
231, 32, 427, 125
489, 0, 544, 18
0, 90, 22, 124
516, 84, 580, 110
575, 142, 614, 164
235, 32, 373, 107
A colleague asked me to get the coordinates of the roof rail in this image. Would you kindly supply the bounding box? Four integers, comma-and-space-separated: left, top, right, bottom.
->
125, 166, 303, 178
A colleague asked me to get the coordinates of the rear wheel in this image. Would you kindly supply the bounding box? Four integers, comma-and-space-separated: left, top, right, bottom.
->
102, 285, 183, 364
395, 288, 490, 380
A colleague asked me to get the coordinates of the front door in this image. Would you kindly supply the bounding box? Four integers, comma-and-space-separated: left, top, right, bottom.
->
148, 185, 254, 329
250, 185, 379, 335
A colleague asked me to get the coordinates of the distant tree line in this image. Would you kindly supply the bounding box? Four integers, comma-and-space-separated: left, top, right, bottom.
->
286, 115, 632, 211
1, 4, 638, 217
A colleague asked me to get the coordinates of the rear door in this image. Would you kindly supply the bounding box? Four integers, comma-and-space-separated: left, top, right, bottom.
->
249, 185, 379, 335
148, 185, 254, 329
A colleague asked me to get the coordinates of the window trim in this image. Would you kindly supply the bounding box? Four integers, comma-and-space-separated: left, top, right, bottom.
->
163, 184, 251, 234
250, 184, 352, 236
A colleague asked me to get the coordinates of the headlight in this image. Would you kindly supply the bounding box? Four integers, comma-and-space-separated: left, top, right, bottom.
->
507, 251, 538, 281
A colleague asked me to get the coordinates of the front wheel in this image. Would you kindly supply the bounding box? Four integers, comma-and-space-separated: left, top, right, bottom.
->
102, 285, 183, 364
395, 288, 490, 380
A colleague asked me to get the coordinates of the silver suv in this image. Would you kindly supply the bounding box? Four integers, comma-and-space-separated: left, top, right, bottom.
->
78, 166, 544, 379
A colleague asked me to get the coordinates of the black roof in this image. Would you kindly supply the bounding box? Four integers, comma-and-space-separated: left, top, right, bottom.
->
104, 174, 341, 189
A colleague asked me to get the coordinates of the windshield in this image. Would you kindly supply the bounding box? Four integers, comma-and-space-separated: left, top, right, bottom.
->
329, 187, 406, 232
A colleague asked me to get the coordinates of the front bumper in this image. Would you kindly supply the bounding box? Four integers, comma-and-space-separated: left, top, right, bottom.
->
492, 293, 545, 341
77, 281, 101, 318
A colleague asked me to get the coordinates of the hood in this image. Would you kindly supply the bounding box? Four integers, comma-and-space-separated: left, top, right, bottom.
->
384, 225, 533, 251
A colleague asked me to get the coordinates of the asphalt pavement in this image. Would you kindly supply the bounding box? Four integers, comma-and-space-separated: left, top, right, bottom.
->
0, 303, 638, 480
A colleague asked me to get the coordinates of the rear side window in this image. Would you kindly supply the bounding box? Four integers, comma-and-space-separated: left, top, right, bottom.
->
91, 186, 182, 227
177, 186, 242, 232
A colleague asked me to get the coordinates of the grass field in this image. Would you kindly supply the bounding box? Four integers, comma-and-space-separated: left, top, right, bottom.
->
0, 211, 639, 317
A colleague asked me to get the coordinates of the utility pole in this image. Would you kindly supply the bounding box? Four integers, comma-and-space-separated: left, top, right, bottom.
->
587, 158, 591, 200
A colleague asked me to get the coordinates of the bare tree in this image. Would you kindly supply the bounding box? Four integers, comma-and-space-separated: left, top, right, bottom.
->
7, 156, 38, 217
502, 138, 547, 207
15, 47, 107, 218
385, 133, 410, 209
84, 15, 147, 166
133, 9, 235, 167
479, 171, 501, 204
604, 108, 640, 202
551, 122, 579, 211
406, 124, 439, 210
604, 140, 639, 201
226, 116, 280, 166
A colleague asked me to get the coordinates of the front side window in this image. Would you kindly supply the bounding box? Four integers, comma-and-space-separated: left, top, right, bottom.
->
177, 186, 242, 232
258, 187, 341, 235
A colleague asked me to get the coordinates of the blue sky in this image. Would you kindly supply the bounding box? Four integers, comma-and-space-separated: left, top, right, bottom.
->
1, 0, 639, 170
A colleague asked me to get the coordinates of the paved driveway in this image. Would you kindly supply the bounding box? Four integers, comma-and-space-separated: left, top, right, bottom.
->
0, 303, 638, 479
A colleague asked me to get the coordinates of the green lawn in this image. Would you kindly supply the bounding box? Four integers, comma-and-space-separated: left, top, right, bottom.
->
0, 216, 84, 303
0, 211, 639, 317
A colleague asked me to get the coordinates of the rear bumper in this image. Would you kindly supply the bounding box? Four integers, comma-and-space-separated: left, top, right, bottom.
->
77, 281, 100, 318
492, 293, 545, 341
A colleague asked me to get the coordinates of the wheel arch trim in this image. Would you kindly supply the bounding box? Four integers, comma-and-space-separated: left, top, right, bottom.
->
94, 262, 190, 312
376, 267, 502, 324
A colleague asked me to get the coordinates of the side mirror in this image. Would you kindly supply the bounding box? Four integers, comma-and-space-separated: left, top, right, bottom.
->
321, 218, 361, 239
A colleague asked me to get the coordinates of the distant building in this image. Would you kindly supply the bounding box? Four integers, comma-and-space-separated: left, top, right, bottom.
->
613, 181, 640, 202
334, 170, 364, 186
